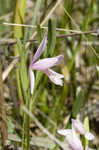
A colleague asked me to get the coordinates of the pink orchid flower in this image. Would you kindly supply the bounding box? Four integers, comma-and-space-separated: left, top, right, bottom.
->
57, 119, 95, 150
58, 128, 83, 150
30, 34, 64, 94
72, 119, 95, 140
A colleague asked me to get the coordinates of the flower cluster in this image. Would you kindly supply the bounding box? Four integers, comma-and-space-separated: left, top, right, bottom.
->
30, 34, 64, 94
57, 119, 95, 150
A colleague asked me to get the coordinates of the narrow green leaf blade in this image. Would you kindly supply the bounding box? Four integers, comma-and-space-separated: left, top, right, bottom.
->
29, 0, 41, 37
47, 19, 56, 56
72, 88, 84, 117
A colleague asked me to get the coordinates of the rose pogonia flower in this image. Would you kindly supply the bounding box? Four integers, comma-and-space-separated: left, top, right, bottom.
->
72, 119, 95, 140
72, 119, 85, 135
57, 128, 83, 150
30, 34, 64, 94
57, 119, 95, 150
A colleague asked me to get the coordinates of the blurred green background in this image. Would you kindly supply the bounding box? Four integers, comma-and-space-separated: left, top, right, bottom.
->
0, 0, 99, 150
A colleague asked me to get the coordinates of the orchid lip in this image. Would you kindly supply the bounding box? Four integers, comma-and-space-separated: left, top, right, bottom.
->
72, 119, 85, 135
43, 69, 64, 86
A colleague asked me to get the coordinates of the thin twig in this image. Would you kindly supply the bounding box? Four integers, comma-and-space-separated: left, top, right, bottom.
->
3, 22, 83, 33
0, 38, 36, 45
2, 22, 99, 36
2, 22, 79, 33
0, 30, 97, 46
57, 30, 98, 38
0, 38, 16, 45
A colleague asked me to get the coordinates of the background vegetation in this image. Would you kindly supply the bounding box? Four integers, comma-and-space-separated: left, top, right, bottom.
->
0, 0, 99, 150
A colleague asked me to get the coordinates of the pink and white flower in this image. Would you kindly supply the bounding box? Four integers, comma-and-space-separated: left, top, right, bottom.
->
58, 128, 83, 150
30, 34, 64, 94
72, 119, 95, 140
57, 119, 95, 150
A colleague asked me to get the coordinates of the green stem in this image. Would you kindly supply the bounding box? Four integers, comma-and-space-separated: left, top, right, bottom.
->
14, 0, 26, 99
13, 0, 28, 149
23, 92, 30, 150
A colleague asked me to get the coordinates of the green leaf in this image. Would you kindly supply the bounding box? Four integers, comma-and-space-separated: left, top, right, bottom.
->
37, 24, 43, 44
83, 116, 89, 148
47, 19, 56, 56
84, 116, 89, 132
17, 39, 29, 92
72, 88, 84, 117
35, 71, 43, 90
29, 0, 41, 37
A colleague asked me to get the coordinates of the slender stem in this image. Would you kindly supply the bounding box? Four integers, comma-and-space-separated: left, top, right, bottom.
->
14, 0, 26, 99
13, 0, 29, 150
23, 92, 30, 150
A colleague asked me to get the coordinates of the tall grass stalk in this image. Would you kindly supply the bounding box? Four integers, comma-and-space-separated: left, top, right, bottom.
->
13, 0, 31, 150
14, 0, 26, 100
17, 37, 30, 150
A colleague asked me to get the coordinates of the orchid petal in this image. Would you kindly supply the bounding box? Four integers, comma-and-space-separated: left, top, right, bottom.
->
57, 129, 72, 136
58, 129, 83, 150
30, 69, 35, 94
67, 134, 83, 150
43, 69, 64, 86
31, 55, 64, 70
72, 124, 79, 138
47, 69, 64, 78
72, 119, 85, 135
68, 128, 83, 150
31, 34, 47, 64
85, 132, 95, 140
